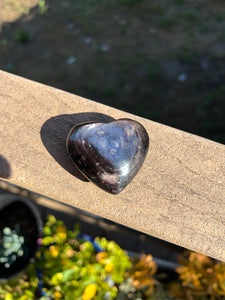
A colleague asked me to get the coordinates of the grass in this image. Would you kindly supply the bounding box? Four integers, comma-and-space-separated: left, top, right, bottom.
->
198, 24, 209, 33
0, 0, 224, 145
175, 0, 186, 4
146, 62, 161, 80
204, 85, 225, 105
216, 14, 225, 22
159, 18, 176, 29
121, 0, 143, 4
219, 31, 225, 42
103, 87, 117, 97
38, 0, 48, 15
185, 11, 196, 21
0, 39, 8, 46
155, 6, 165, 15
173, 46, 198, 64
198, 84, 225, 143
14, 29, 29, 44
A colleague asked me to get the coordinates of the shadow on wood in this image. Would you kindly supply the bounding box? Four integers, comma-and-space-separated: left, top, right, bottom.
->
0, 155, 11, 179
40, 112, 115, 181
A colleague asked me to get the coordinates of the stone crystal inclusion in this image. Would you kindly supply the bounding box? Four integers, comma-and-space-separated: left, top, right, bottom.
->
66, 118, 149, 194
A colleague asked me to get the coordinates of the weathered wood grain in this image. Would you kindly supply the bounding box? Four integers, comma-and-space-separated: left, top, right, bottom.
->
0, 71, 224, 262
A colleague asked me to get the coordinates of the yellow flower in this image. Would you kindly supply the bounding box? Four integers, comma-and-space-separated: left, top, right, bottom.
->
54, 291, 62, 299
49, 245, 59, 258
51, 272, 63, 285
57, 225, 66, 234
56, 225, 67, 240
105, 262, 114, 273
96, 251, 107, 263
5, 293, 14, 300
82, 284, 97, 300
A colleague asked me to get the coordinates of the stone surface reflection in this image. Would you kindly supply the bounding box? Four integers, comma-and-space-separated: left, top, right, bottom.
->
66, 118, 149, 194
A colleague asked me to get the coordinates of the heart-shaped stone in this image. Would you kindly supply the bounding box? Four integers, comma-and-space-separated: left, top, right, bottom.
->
66, 118, 149, 194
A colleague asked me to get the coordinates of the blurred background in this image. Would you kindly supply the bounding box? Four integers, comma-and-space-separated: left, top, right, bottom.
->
0, 0, 225, 143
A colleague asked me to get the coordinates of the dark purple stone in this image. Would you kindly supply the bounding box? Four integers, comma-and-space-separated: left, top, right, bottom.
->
66, 118, 149, 194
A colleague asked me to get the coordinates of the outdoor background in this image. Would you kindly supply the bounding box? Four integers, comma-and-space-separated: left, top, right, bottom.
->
0, 0, 225, 144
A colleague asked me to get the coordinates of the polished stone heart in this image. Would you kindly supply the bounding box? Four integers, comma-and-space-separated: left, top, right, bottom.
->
66, 118, 149, 194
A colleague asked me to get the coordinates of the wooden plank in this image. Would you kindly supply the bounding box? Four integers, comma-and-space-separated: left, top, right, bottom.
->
0, 70, 225, 262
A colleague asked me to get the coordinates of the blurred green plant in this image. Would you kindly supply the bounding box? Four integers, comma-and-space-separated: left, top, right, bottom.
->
174, 46, 198, 64
146, 62, 160, 80
159, 18, 176, 29
168, 251, 225, 300
175, 0, 186, 4
121, 0, 143, 4
155, 6, 165, 15
0, 39, 8, 46
38, 0, 48, 15
1, 216, 225, 300
0, 215, 131, 300
14, 29, 29, 44
186, 11, 196, 21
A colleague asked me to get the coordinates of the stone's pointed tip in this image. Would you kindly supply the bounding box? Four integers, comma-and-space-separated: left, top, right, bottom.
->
67, 118, 149, 194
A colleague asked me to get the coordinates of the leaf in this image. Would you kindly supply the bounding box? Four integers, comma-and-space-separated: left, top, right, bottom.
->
63, 269, 76, 282
25, 289, 34, 297
51, 272, 63, 285
42, 236, 55, 246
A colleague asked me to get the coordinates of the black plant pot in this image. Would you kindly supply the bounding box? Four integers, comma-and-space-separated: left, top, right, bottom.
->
0, 194, 42, 279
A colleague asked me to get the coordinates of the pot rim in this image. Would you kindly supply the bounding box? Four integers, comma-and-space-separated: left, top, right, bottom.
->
0, 193, 43, 235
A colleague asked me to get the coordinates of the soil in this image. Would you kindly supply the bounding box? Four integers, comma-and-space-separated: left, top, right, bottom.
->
0, 0, 225, 143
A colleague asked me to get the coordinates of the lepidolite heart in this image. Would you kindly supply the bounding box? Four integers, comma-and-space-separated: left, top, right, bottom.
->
66, 118, 149, 194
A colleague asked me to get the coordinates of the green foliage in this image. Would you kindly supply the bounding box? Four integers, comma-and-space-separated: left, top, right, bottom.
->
0, 39, 8, 46
174, 46, 198, 64
155, 6, 165, 15
216, 14, 225, 23
1, 216, 225, 300
103, 87, 117, 98
198, 24, 209, 33
96, 238, 132, 284
159, 19, 176, 29
0, 215, 131, 300
14, 29, 29, 44
38, 0, 48, 15
200, 84, 225, 143
204, 85, 225, 105
121, 0, 143, 4
175, 0, 186, 4
146, 63, 160, 80
186, 11, 196, 21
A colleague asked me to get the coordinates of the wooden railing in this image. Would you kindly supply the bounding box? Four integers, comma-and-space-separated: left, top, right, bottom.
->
0, 70, 224, 262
